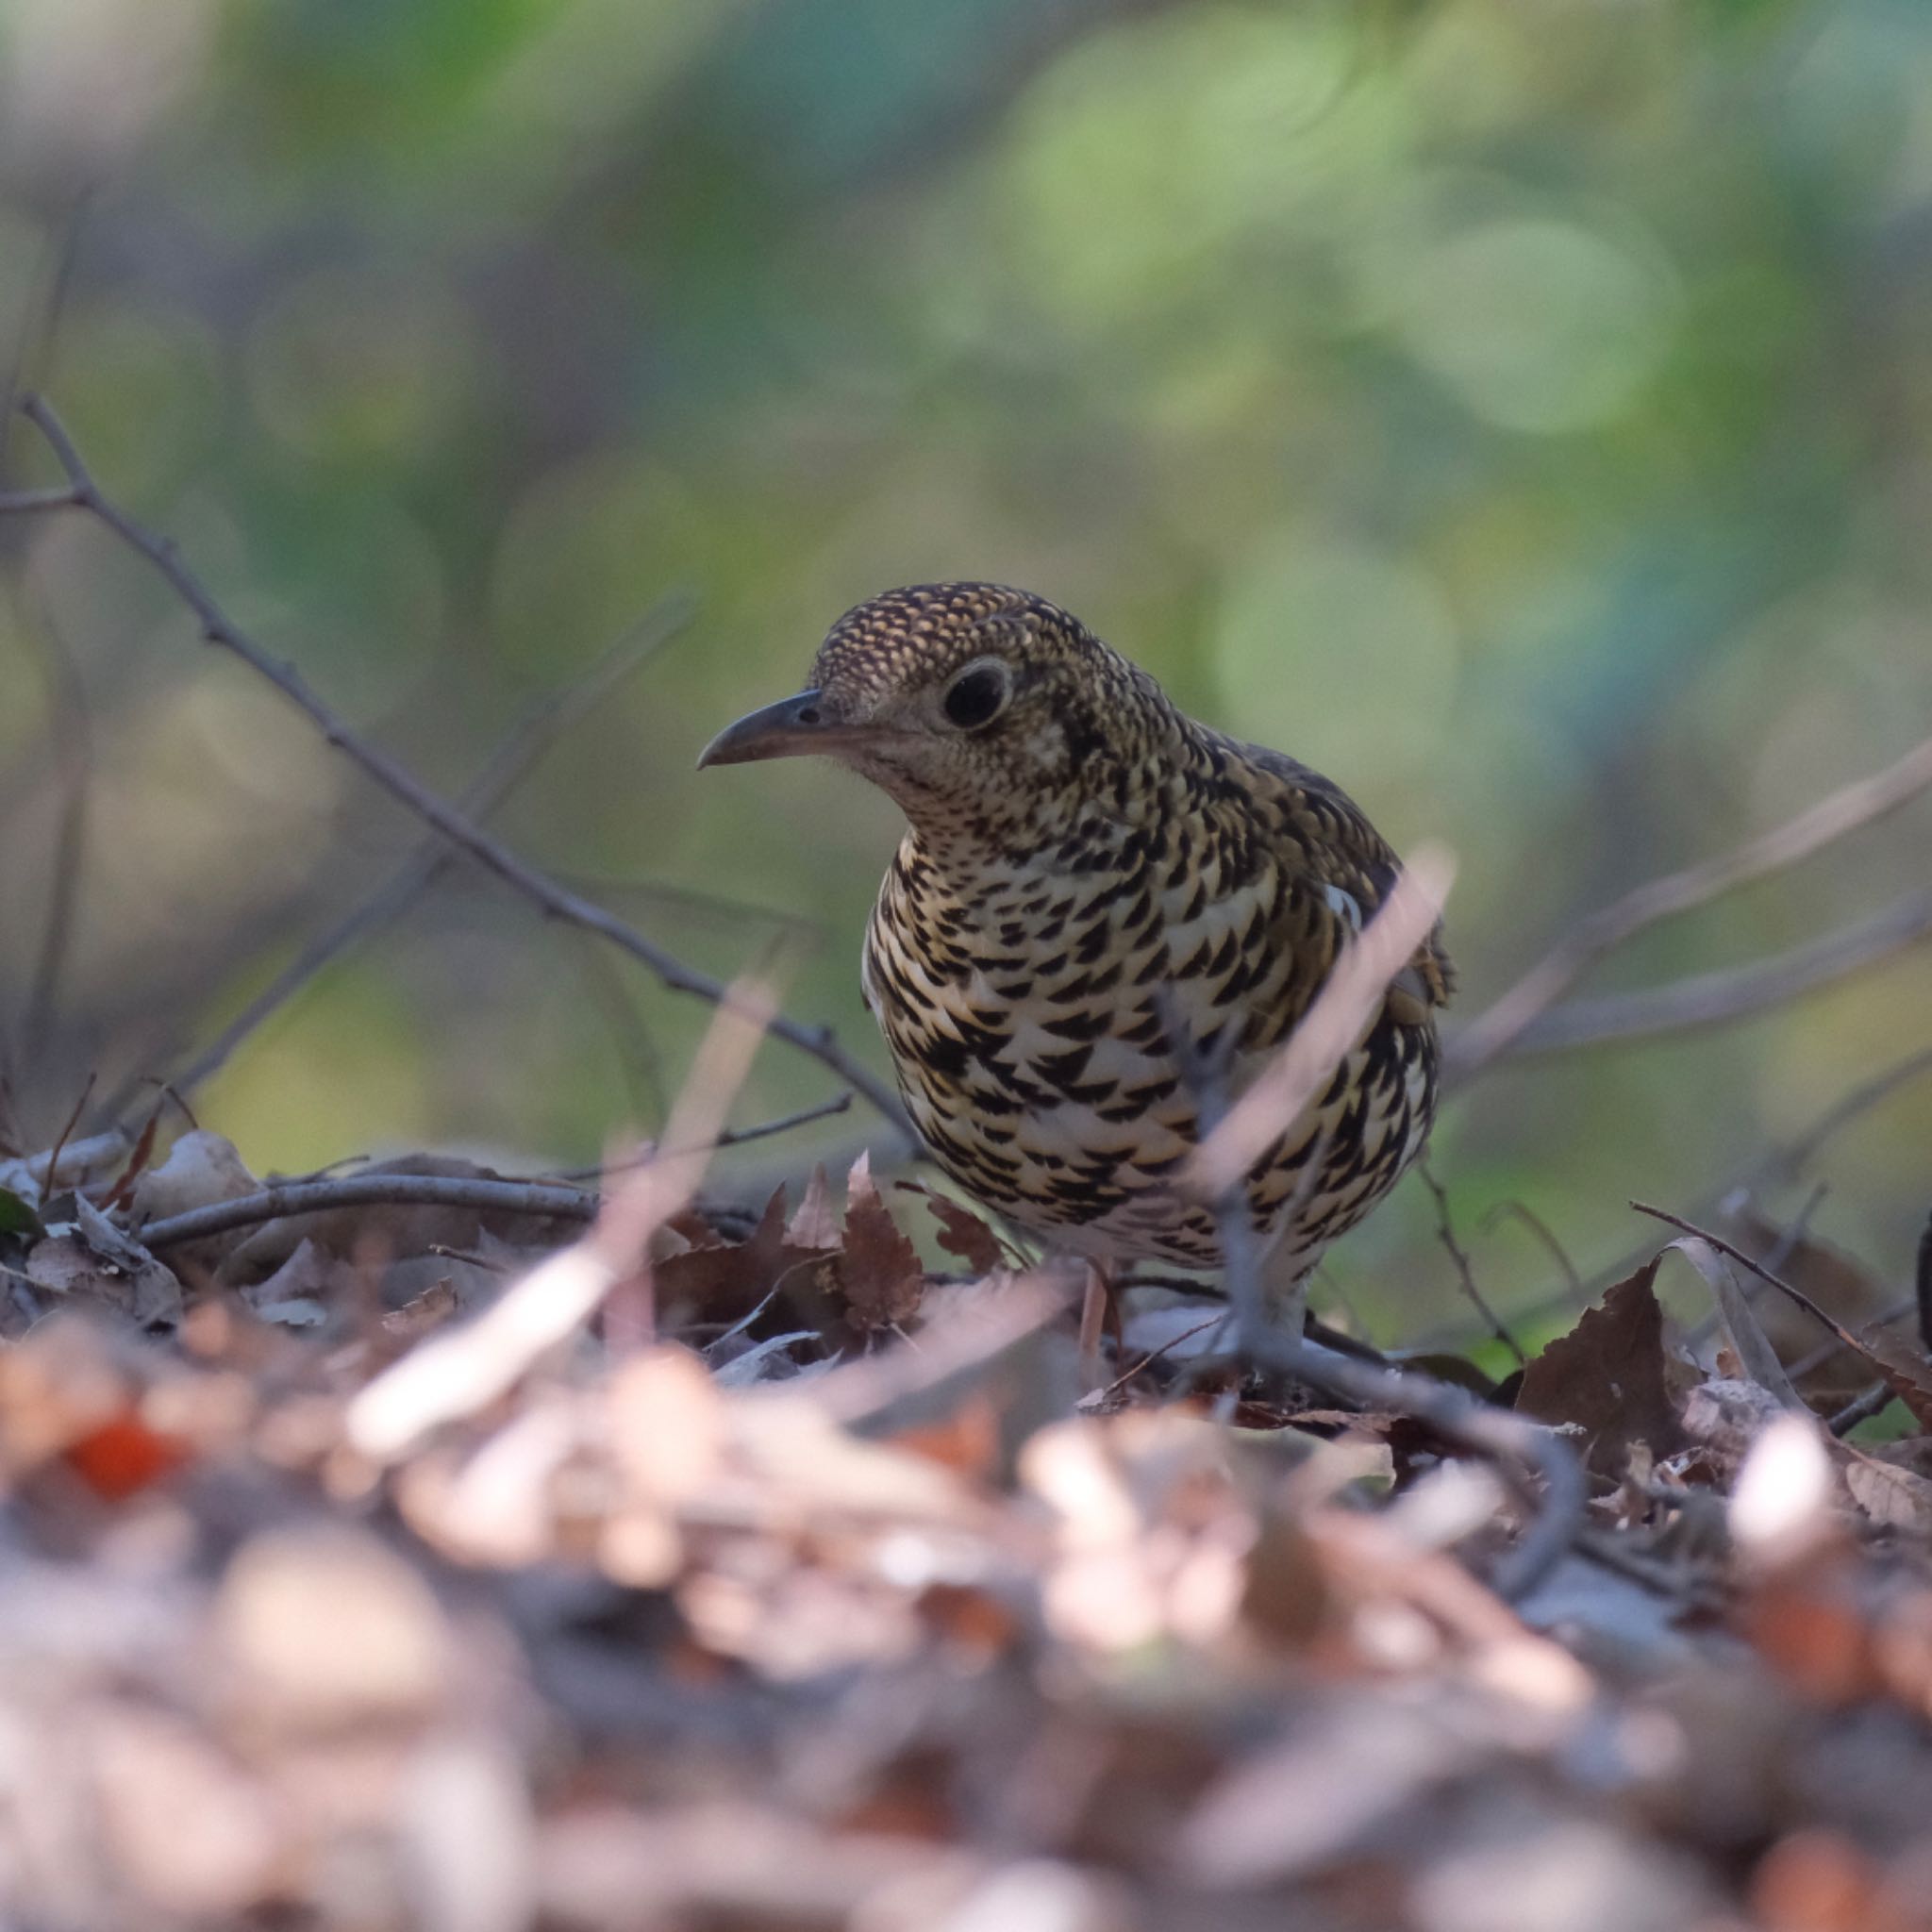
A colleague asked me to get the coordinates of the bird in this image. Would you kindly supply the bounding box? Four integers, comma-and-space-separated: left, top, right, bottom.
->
698, 582, 1451, 1355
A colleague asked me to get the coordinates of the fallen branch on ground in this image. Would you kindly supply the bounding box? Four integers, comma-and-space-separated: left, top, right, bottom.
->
346, 976, 777, 1461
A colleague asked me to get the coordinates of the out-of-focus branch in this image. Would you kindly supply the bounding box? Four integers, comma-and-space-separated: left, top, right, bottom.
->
1491, 886, 1932, 1059
165, 594, 693, 1103
1186, 845, 1456, 1198
1758, 1044, 1932, 1187
15, 600, 93, 1088
1164, 848, 1582, 1603
0, 486, 78, 515
1450, 727, 1932, 1079
346, 977, 777, 1462
137, 1173, 598, 1249
8, 394, 917, 1149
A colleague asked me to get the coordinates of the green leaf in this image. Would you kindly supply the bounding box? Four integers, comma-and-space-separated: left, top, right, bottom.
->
0, 1188, 44, 1240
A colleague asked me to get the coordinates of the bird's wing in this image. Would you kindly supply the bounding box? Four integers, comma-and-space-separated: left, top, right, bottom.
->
1218, 734, 1455, 1024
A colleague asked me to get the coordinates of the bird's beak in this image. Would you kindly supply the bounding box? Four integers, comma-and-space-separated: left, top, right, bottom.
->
696, 689, 851, 769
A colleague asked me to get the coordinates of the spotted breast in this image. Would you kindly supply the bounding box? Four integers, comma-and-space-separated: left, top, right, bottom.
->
700, 583, 1452, 1303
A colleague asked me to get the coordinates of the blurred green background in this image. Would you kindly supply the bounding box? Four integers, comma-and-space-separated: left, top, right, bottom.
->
4, 0, 1930, 1342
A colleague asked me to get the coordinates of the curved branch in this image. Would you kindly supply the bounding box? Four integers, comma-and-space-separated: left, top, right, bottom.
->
1496, 887, 1932, 1058
1451, 728, 1932, 1078
11, 393, 916, 1149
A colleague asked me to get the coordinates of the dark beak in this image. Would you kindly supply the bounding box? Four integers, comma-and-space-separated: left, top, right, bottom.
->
696, 689, 846, 769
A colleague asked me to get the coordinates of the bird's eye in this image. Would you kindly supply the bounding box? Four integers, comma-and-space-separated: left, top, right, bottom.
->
941, 663, 1009, 729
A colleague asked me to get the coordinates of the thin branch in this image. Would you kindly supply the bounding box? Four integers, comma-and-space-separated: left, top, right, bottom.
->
1425, 1045, 1932, 1357
135, 1091, 858, 1248
1186, 845, 1456, 1199
544, 1091, 854, 1182
1450, 726, 1932, 1078
166, 593, 693, 1102
10, 394, 917, 1149
1919, 1208, 1932, 1357
1757, 1044, 1932, 1189
1217, 1241, 1586, 1603
1419, 1161, 1524, 1366
1166, 858, 1583, 1604
1785, 1295, 1915, 1385
41, 1073, 94, 1200
0, 487, 77, 516
136, 1173, 599, 1250
15, 599, 93, 1088
1630, 1202, 1898, 1369
1491, 888, 1932, 1059
1828, 1382, 1895, 1437
1477, 1200, 1585, 1312
1683, 1180, 1827, 1351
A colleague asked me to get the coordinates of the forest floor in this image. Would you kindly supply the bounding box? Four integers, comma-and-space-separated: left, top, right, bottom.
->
3, 1089, 1931, 1932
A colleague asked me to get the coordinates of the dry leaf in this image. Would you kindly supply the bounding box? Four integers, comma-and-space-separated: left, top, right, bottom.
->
1840, 1448, 1932, 1535
1516, 1259, 1690, 1476
899, 1181, 1008, 1275
839, 1152, 924, 1332
785, 1164, 840, 1249
654, 1185, 838, 1324
127, 1130, 258, 1224
25, 1230, 182, 1330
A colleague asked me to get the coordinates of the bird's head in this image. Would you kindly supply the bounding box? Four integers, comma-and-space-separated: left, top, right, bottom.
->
698, 583, 1170, 841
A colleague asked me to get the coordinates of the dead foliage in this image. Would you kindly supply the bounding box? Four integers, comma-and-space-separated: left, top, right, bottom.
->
2, 1127, 1932, 1932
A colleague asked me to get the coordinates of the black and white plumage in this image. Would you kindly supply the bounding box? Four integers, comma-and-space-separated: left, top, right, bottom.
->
700, 582, 1451, 1309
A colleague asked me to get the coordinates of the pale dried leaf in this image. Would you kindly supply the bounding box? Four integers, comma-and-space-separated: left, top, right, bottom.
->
839, 1151, 923, 1331
785, 1164, 839, 1250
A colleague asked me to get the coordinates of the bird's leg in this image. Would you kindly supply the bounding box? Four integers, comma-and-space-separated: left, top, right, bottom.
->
1077, 1258, 1116, 1391
1273, 1271, 1310, 1348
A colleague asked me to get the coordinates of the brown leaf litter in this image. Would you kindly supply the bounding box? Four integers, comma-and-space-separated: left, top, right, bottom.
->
0, 1125, 1930, 1930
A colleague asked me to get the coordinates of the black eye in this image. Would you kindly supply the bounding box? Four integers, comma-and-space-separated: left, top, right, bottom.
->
942, 664, 1008, 729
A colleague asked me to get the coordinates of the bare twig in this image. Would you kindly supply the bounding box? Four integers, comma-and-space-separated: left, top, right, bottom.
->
41, 1074, 93, 1201
1424, 1046, 1932, 1357
136, 1091, 856, 1248
1757, 1044, 1932, 1187
346, 976, 779, 1462
1786, 1295, 1915, 1384
1683, 1180, 1828, 1350
1218, 1285, 1586, 1602
1491, 887, 1932, 1059
8, 395, 916, 1148
15, 600, 93, 1087
1167, 854, 1583, 1603
0, 486, 77, 516
1478, 1199, 1586, 1311
166, 594, 693, 1103
136, 1174, 599, 1250
1828, 1382, 1896, 1438
545, 1091, 854, 1183
1630, 1202, 1880, 1360
1451, 727, 1932, 1078
1419, 1160, 1524, 1366
1919, 1208, 1932, 1357
1661, 1237, 1805, 1407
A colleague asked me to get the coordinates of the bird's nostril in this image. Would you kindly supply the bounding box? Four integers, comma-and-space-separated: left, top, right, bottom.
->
796, 705, 821, 724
